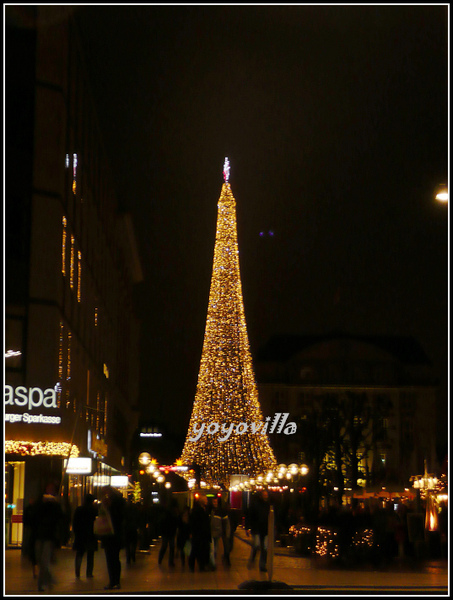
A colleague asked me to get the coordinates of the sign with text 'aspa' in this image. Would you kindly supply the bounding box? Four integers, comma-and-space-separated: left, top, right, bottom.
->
4, 385, 61, 425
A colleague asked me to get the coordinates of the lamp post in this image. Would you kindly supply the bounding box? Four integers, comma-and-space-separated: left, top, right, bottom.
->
411, 460, 439, 530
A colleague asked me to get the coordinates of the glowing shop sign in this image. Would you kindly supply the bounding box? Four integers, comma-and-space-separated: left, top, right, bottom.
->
5, 385, 58, 410
158, 465, 188, 472
111, 475, 129, 488
4, 385, 61, 425
64, 457, 93, 474
5, 413, 61, 424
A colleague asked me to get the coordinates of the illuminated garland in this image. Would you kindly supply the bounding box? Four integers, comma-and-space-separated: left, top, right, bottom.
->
5, 440, 80, 457
315, 527, 340, 559
180, 173, 276, 486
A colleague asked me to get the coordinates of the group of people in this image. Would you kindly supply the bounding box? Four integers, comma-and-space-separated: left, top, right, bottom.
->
22, 485, 271, 592
169, 490, 270, 573
23, 483, 128, 592
157, 494, 239, 572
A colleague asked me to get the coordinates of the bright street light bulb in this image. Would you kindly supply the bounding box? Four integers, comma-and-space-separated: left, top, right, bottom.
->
435, 184, 448, 202
138, 452, 151, 466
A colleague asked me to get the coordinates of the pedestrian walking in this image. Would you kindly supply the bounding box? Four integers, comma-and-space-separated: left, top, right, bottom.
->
245, 489, 270, 572
176, 506, 191, 568
72, 493, 98, 578
188, 495, 211, 572
22, 498, 38, 578
225, 501, 240, 554
96, 485, 125, 590
33, 482, 64, 592
158, 498, 179, 567
124, 499, 140, 565
209, 496, 231, 568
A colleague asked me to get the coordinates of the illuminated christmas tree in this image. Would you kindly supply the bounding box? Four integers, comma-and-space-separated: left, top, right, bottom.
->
180, 159, 276, 487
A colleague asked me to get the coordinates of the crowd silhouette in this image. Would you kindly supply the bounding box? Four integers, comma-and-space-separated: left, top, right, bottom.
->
21, 485, 447, 593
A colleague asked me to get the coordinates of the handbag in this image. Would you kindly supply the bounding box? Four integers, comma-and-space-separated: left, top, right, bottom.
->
183, 539, 192, 557
93, 506, 114, 537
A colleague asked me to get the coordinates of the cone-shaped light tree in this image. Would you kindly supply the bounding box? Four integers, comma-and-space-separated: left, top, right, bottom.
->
180, 159, 276, 487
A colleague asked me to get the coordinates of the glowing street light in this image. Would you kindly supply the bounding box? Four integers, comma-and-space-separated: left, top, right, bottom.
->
410, 460, 439, 532
435, 183, 448, 202
138, 452, 151, 466
411, 460, 438, 494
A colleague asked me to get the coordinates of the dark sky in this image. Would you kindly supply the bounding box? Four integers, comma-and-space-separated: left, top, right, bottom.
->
70, 5, 448, 443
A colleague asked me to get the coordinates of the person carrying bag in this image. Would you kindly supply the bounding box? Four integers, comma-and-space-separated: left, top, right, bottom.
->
97, 486, 125, 590
94, 503, 114, 538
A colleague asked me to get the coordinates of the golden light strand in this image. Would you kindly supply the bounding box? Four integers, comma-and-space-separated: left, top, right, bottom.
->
180, 173, 276, 486
5, 440, 79, 458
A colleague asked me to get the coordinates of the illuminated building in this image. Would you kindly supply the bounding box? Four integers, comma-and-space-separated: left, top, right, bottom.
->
180, 159, 276, 486
256, 333, 439, 493
5, 7, 143, 545
131, 421, 183, 467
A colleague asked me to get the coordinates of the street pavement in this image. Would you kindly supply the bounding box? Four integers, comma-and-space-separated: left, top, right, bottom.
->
4, 527, 449, 596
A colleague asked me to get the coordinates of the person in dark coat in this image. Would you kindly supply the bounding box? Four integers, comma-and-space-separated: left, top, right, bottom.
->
98, 486, 125, 590
22, 498, 38, 578
33, 483, 64, 592
225, 501, 241, 553
176, 506, 191, 568
245, 489, 271, 572
72, 493, 98, 578
158, 498, 179, 567
188, 495, 211, 572
124, 499, 139, 565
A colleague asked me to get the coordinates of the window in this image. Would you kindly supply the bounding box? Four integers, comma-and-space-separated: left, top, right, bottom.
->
70, 235, 75, 289
77, 250, 82, 302
62, 217, 67, 275
72, 153, 78, 194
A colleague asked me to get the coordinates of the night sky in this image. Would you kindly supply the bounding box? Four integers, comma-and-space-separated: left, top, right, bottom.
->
67, 6, 448, 446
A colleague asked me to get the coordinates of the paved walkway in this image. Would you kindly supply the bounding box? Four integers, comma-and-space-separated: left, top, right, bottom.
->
4, 528, 449, 596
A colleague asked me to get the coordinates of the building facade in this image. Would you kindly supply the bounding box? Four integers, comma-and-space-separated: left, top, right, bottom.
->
255, 333, 439, 493
5, 7, 143, 546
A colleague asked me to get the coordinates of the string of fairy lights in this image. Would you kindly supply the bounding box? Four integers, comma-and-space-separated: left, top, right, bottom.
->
5, 440, 80, 457
180, 161, 277, 486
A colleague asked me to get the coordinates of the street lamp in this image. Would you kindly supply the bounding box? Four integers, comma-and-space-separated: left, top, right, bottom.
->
138, 452, 152, 466
410, 460, 439, 531
435, 183, 448, 202
411, 460, 438, 496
